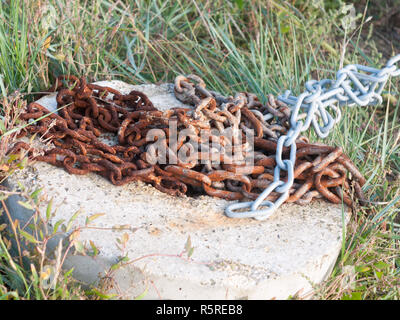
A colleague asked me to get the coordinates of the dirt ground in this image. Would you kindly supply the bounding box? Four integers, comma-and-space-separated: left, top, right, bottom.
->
354, 0, 400, 59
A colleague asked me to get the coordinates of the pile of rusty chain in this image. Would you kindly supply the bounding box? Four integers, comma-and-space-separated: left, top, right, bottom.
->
11, 74, 366, 208
173, 75, 365, 206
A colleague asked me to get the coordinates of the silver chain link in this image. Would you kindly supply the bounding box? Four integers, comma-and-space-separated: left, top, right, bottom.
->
226, 54, 400, 220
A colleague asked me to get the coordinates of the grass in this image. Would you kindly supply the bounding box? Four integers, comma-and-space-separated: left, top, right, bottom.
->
0, 0, 399, 299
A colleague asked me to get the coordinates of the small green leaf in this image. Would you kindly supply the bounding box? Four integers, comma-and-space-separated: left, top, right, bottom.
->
110, 262, 121, 271
63, 267, 75, 278
374, 261, 390, 270
19, 229, 38, 244
7, 154, 19, 163
233, 0, 244, 10
280, 24, 290, 34
46, 198, 53, 221
85, 213, 105, 226
342, 291, 362, 300
120, 256, 129, 263
134, 286, 148, 300
66, 209, 81, 232
355, 265, 370, 273
30, 188, 43, 203
89, 240, 99, 257
17, 200, 34, 210
52, 219, 65, 234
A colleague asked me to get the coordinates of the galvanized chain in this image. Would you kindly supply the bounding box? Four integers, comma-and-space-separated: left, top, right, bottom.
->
226, 54, 400, 220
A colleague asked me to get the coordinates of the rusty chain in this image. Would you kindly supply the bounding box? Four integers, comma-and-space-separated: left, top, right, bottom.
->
10, 74, 368, 216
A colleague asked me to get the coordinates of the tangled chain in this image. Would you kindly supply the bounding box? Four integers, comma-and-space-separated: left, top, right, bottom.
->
10, 74, 367, 216
226, 54, 400, 220
174, 75, 365, 206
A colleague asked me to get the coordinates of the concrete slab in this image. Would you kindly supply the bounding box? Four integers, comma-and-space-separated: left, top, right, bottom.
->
3, 81, 351, 300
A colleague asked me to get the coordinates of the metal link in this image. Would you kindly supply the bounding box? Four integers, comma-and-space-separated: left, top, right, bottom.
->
226, 54, 400, 219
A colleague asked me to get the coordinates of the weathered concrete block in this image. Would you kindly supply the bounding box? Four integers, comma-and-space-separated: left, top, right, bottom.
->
3, 81, 350, 299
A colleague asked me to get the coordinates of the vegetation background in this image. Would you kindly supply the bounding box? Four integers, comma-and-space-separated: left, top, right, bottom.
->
0, 0, 399, 300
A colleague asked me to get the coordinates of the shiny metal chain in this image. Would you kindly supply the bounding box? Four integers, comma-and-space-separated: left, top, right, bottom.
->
226, 54, 400, 220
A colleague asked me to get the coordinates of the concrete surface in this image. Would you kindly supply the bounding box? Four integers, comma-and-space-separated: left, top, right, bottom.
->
2, 80, 351, 300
